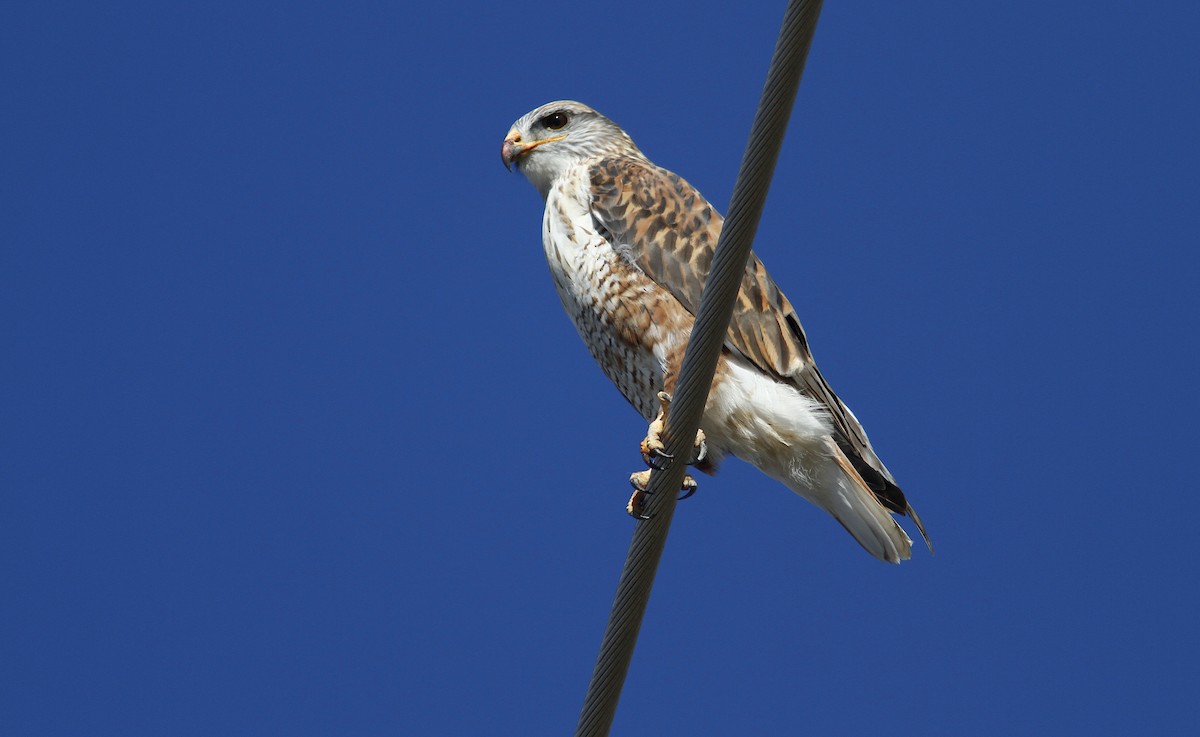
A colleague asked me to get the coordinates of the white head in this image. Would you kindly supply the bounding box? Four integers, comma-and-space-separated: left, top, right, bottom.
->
502, 100, 644, 198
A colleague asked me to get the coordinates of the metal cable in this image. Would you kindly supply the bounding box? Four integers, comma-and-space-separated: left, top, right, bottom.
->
573, 2, 825, 735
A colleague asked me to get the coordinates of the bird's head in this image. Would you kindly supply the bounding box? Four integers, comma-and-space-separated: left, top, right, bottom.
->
502, 100, 641, 197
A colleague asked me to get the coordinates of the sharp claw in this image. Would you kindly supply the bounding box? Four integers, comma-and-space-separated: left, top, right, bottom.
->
630, 468, 695, 515
627, 487, 654, 519
628, 472, 653, 518
692, 430, 708, 465
677, 475, 698, 501
641, 439, 671, 466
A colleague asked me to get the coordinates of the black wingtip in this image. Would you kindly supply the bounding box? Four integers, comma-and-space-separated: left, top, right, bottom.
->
905, 501, 933, 555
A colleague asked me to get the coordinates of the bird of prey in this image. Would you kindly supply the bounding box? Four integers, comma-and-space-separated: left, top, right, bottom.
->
502, 100, 929, 563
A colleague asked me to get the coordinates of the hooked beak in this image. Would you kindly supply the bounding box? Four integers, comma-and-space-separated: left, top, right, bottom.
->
501, 129, 567, 171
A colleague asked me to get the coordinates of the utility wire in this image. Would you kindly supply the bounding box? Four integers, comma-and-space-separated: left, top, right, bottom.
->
572, 2, 825, 735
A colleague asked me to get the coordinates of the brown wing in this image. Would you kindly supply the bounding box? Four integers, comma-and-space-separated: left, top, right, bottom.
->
589, 157, 929, 542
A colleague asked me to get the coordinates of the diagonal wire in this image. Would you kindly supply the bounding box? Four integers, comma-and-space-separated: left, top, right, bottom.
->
573, 2, 825, 736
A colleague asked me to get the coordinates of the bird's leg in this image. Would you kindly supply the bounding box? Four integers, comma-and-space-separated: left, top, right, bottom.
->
639, 391, 708, 469
627, 470, 698, 519
627, 391, 708, 518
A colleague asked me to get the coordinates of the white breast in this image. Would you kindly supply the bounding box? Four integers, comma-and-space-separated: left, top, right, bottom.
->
540, 166, 669, 420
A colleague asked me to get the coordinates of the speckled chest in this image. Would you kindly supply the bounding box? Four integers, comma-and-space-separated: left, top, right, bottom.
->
541, 168, 670, 420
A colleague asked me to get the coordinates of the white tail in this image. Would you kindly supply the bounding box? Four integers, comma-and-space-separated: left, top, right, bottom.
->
759, 436, 912, 563
809, 437, 912, 563
704, 358, 915, 563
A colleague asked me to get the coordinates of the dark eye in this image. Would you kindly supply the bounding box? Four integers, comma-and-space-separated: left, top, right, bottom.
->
540, 112, 569, 130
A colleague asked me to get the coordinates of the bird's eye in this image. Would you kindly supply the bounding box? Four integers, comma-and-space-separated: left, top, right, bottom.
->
540, 112, 569, 130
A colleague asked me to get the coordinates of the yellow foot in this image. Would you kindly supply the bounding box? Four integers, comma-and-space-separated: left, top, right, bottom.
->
639, 391, 708, 470
626, 469, 699, 519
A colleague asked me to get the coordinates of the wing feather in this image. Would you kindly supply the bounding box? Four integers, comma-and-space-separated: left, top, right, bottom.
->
588, 156, 929, 544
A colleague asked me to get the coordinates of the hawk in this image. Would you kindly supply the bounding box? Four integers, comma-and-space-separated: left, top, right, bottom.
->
502, 101, 929, 563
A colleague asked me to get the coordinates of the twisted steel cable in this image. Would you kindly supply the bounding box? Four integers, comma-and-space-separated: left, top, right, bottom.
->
573, 2, 826, 735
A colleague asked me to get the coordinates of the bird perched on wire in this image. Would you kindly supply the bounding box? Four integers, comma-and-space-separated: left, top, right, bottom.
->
502, 100, 929, 563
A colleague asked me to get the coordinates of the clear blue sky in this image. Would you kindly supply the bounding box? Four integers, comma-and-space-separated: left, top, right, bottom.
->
4, 2, 1198, 735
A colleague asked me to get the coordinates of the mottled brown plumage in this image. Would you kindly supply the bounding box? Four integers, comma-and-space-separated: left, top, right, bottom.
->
589, 156, 925, 531
503, 100, 929, 561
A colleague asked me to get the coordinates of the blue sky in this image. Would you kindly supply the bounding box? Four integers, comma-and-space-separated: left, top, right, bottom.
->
4, 1, 1198, 735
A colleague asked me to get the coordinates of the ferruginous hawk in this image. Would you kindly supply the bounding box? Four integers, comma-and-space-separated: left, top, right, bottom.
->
502, 101, 929, 563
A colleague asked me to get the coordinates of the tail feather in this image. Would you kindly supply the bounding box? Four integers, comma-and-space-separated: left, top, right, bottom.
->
820, 438, 912, 563
704, 358, 924, 563
835, 436, 933, 555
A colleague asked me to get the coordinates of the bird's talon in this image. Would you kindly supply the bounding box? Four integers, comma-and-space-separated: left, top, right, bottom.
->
678, 475, 698, 501
647, 451, 673, 470
627, 471, 655, 518
640, 433, 667, 467
627, 490, 651, 518
628, 470, 697, 513
691, 428, 708, 465
640, 391, 709, 469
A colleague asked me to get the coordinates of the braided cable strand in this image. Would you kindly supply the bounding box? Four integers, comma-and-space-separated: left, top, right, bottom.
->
573, 2, 824, 735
